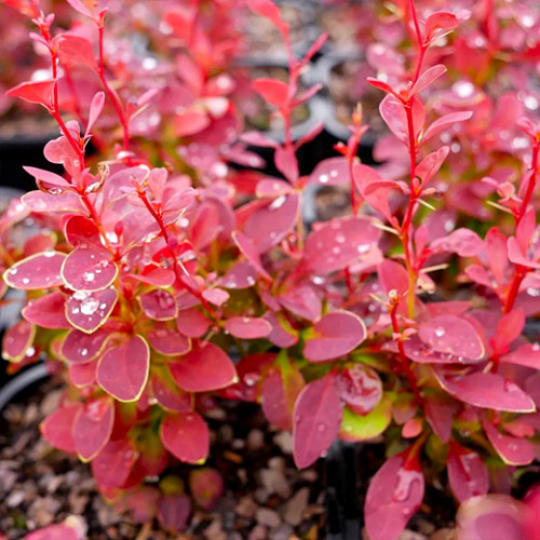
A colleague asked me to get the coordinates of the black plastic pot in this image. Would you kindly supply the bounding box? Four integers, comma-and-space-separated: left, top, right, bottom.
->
0, 133, 62, 192
0, 363, 49, 414
307, 51, 381, 165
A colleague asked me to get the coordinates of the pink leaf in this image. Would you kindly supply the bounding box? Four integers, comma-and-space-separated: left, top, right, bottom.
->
73, 396, 114, 461
240, 131, 279, 149
23, 292, 70, 329
4, 251, 66, 290
40, 404, 80, 453
435, 370, 535, 412
62, 328, 111, 365
419, 315, 484, 360
425, 12, 459, 41
308, 157, 349, 186
415, 146, 449, 186
2, 320, 35, 363
66, 287, 118, 333
169, 342, 237, 392
303, 216, 379, 274
23, 516, 86, 540
447, 443, 488, 502
278, 285, 321, 322
56, 34, 97, 70
410, 65, 446, 96
147, 324, 191, 356
293, 373, 342, 468
378, 259, 409, 296
91, 437, 137, 488
23, 166, 72, 193
217, 262, 257, 290
274, 146, 299, 184
424, 399, 453, 442
201, 288, 229, 306
232, 231, 272, 281
365, 448, 425, 540
500, 343, 540, 369
334, 365, 382, 415
151, 370, 192, 412
61, 248, 118, 292
176, 309, 211, 338
97, 336, 150, 402
69, 360, 97, 388
252, 78, 289, 109
244, 193, 300, 253
140, 289, 178, 320
483, 419, 534, 466
367, 77, 400, 98
6, 80, 55, 108
223, 316, 272, 339
304, 310, 366, 362
161, 412, 209, 464
86, 91, 105, 134
430, 228, 483, 257
157, 494, 192, 533
422, 111, 473, 143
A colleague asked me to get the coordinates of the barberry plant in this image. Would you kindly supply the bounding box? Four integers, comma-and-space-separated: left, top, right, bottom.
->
1, 0, 540, 537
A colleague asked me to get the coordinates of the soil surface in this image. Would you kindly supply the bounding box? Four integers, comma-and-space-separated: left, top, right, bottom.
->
0, 376, 326, 539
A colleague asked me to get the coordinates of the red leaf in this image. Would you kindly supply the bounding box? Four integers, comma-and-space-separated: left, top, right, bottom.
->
246, 0, 283, 29
169, 342, 237, 392
334, 365, 382, 415
232, 231, 272, 281
422, 111, 473, 143
223, 316, 272, 339
40, 404, 80, 453
68, 360, 97, 387
64, 215, 101, 248
419, 315, 484, 360
86, 91, 105, 135
483, 419, 534, 466
365, 448, 425, 540
151, 370, 192, 412
278, 285, 321, 322
425, 12, 459, 41
176, 309, 211, 338
415, 146, 449, 186
500, 343, 540, 369
274, 146, 299, 184
430, 228, 483, 257
2, 320, 35, 362
189, 468, 224, 510
91, 437, 137, 488
303, 216, 379, 274
147, 324, 191, 356
217, 262, 257, 290
304, 310, 366, 362
293, 373, 342, 468
367, 77, 400, 98
447, 443, 488, 502
252, 78, 289, 109
308, 157, 349, 186
241, 131, 279, 149
161, 412, 209, 464
56, 34, 97, 70
73, 396, 114, 461
491, 309, 525, 353
61, 328, 111, 365
378, 259, 409, 297
435, 369, 535, 412
157, 493, 192, 533
424, 399, 453, 442
175, 110, 210, 137
410, 65, 446, 96
66, 287, 118, 333
97, 336, 150, 402
140, 289, 177, 320
23, 292, 70, 329
4, 251, 66, 290
201, 288, 229, 306
61, 248, 118, 292
6, 80, 55, 108
23, 166, 72, 194
244, 193, 300, 253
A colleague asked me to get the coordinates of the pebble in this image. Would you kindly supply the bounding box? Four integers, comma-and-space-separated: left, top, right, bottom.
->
283, 488, 309, 526
249, 524, 269, 540
236, 496, 258, 518
273, 432, 293, 454
256, 508, 282, 528
247, 429, 265, 451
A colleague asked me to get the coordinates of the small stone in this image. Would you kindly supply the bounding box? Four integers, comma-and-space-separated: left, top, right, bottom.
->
283, 488, 309, 526
236, 496, 258, 518
430, 529, 457, 540
247, 429, 265, 451
218, 425, 233, 443
256, 508, 281, 528
268, 457, 285, 473
203, 518, 226, 540
273, 432, 293, 454
271, 524, 295, 540
398, 530, 428, 540
300, 470, 318, 483
260, 469, 291, 499
254, 487, 270, 504
249, 525, 269, 540
6, 490, 25, 508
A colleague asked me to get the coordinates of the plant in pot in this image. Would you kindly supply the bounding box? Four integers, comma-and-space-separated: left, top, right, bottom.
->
2, 1, 540, 540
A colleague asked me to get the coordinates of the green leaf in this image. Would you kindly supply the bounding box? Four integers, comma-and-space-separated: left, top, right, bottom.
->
340, 394, 392, 441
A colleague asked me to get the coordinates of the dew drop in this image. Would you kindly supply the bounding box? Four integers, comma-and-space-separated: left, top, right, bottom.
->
316, 423, 327, 433
319, 174, 329, 184
80, 297, 99, 316
269, 195, 286, 210
83, 271, 95, 283
434, 327, 445, 338
22, 278, 30, 285
80, 348, 88, 357
357, 244, 370, 254
43, 250, 56, 258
